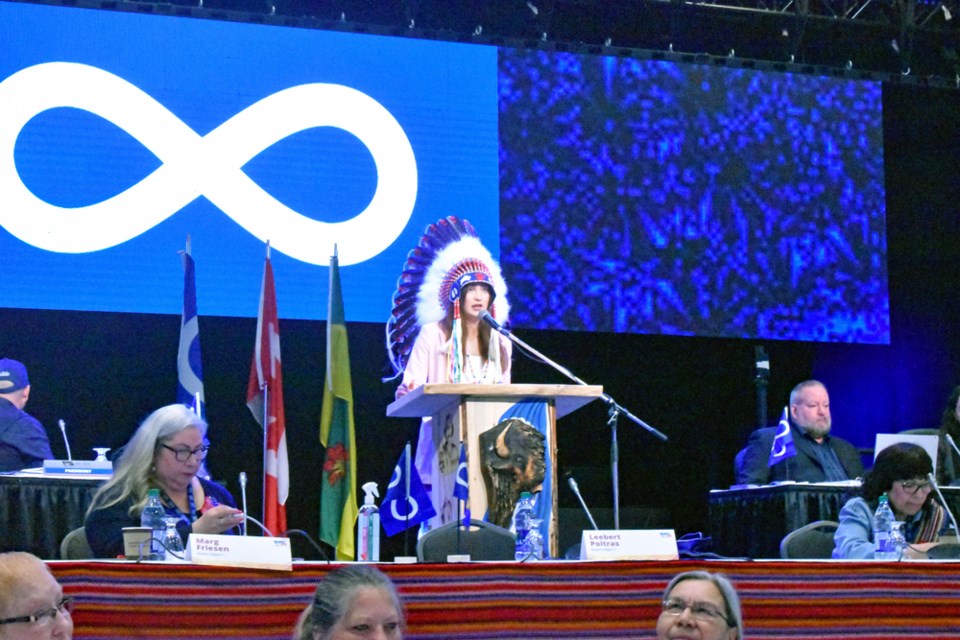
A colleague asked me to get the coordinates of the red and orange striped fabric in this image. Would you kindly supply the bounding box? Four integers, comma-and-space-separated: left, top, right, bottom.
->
49, 560, 960, 639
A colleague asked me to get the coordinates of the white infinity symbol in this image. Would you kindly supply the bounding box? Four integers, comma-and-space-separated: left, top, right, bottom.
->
0, 62, 418, 266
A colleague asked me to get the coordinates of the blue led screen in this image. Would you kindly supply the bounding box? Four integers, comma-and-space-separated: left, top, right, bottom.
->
498, 51, 889, 343
0, 3, 889, 343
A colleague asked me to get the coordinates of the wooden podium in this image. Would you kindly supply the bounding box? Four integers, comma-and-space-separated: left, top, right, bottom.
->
387, 383, 602, 558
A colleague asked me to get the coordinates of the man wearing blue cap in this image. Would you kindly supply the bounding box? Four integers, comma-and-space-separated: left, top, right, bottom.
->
0, 358, 53, 472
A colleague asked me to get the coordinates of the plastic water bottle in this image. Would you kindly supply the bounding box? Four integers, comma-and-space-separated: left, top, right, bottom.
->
874, 494, 897, 560
140, 488, 167, 561
513, 492, 535, 561
357, 481, 380, 562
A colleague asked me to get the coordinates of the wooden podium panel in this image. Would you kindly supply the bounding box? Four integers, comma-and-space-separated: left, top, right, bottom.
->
387, 384, 602, 558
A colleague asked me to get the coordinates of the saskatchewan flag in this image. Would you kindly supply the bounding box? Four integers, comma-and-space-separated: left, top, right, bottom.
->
319, 248, 358, 560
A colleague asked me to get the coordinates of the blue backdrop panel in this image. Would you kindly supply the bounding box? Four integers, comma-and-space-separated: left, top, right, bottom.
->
0, 1, 499, 321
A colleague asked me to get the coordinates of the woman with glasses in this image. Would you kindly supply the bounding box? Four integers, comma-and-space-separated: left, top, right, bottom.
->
0, 551, 73, 640
84, 404, 244, 558
833, 442, 946, 559
656, 570, 742, 640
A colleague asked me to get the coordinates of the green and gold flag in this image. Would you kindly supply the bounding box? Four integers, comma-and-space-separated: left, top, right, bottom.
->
319, 248, 358, 560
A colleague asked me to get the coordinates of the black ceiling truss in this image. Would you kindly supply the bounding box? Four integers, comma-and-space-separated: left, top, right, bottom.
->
20, 0, 960, 85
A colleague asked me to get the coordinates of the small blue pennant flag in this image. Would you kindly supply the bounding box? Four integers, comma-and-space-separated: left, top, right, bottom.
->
768, 406, 797, 467
454, 443, 469, 501
453, 443, 470, 526
381, 447, 437, 536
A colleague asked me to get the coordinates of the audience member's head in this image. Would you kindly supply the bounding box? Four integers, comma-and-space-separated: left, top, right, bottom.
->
862, 442, 934, 518
656, 570, 742, 640
294, 565, 404, 640
0, 552, 73, 640
789, 379, 831, 440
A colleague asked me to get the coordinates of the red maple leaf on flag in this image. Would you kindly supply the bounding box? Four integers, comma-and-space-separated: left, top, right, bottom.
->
323, 444, 349, 487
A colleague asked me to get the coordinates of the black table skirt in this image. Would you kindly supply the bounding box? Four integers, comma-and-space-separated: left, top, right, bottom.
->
0, 474, 104, 559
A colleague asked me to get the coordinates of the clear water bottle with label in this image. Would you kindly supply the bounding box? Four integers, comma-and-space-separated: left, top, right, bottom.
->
873, 494, 897, 560
513, 492, 534, 561
140, 488, 167, 560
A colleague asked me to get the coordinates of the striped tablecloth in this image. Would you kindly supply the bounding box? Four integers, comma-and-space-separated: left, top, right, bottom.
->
49, 560, 960, 639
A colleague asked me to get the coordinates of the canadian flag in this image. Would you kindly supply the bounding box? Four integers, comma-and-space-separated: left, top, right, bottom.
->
246, 246, 288, 536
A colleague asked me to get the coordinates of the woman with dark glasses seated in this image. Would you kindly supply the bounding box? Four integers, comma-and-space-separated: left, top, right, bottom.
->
85, 404, 244, 558
833, 442, 948, 559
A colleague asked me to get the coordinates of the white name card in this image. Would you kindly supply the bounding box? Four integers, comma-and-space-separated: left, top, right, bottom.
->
187, 534, 293, 571
580, 529, 679, 561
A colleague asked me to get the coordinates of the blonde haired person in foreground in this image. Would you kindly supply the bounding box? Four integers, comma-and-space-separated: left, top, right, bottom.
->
294, 565, 404, 640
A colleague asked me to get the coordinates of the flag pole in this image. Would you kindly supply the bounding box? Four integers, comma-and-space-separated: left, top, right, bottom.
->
403, 441, 411, 557
262, 380, 269, 535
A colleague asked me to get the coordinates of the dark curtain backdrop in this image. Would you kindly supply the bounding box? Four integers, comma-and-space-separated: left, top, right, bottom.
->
2, 80, 959, 561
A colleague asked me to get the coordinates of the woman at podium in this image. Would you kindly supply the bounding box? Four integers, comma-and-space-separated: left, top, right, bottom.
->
386, 217, 512, 522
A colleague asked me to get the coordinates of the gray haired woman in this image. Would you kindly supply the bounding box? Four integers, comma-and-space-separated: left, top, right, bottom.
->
294, 565, 405, 640
656, 570, 743, 640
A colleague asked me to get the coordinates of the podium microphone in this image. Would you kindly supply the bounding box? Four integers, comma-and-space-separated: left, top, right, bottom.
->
945, 433, 960, 461
239, 472, 248, 536
567, 476, 599, 530
928, 472, 960, 538
478, 310, 509, 335
58, 419, 73, 461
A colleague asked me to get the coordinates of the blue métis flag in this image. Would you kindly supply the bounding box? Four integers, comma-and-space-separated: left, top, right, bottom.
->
381, 446, 437, 536
454, 443, 469, 501
768, 406, 797, 467
453, 443, 470, 526
177, 237, 205, 416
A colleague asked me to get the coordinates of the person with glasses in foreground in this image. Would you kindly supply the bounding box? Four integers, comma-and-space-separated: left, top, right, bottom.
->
656, 571, 742, 640
84, 404, 243, 558
0, 551, 73, 640
833, 442, 947, 559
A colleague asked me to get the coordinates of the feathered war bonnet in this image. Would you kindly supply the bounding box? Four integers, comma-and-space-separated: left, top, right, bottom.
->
386, 217, 509, 380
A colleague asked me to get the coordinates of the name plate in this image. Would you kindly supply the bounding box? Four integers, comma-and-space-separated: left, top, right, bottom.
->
43, 459, 113, 475
187, 534, 293, 571
580, 529, 679, 561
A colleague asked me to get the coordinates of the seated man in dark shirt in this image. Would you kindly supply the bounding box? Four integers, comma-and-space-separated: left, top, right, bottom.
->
0, 358, 53, 472
737, 379, 864, 485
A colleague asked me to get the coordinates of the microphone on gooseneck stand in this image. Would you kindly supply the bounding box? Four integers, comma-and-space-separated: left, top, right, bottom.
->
479, 310, 510, 335
58, 419, 73, 461
945, 433, 960, 461
567, 476, 599, 531
238, 472, 248, 536
927, 472, 960, 539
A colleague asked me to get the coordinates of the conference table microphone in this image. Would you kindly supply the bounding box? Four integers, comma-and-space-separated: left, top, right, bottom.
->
58, 419, 73, 461
567, 476, 599, 531
479, 310, 509, 335
239, 472, 248, 536
945, 433, 960, 461
927, 472, 960, 546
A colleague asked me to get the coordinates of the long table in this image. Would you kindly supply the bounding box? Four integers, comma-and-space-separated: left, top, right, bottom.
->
708, 484, 960, 558
0, 472, 105, 559
49, 560, 960, 639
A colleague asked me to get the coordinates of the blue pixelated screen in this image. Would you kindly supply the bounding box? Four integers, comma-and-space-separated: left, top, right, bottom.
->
498, 51, 889, 343
0, 3, 888, 343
